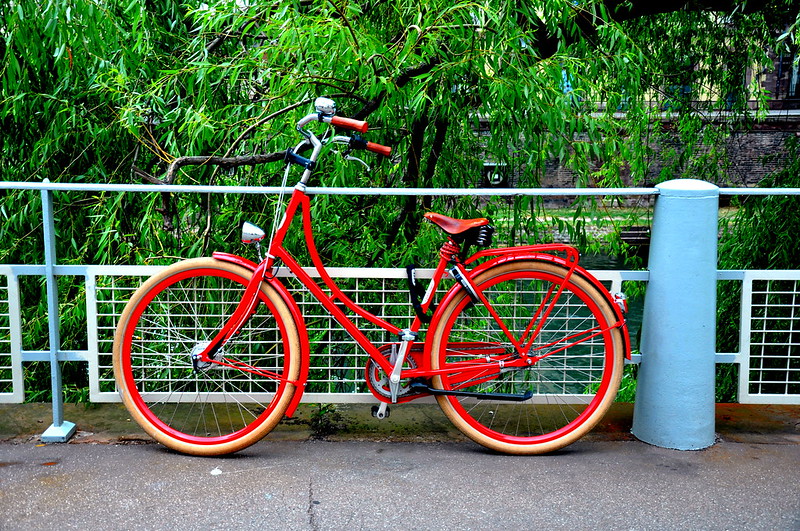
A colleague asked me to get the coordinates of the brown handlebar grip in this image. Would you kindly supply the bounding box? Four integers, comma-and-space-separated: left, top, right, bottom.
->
366, 142, 392, 157
329, 116, 368, 134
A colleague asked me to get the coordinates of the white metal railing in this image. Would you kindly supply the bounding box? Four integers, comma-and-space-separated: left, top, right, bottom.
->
0, 181, 798, 446
2, 263, 798, 404
737, 271, 800, 404
0, 264, 642, 404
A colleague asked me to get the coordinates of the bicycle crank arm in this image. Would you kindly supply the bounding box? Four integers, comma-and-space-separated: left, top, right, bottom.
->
409, 381, 533, 402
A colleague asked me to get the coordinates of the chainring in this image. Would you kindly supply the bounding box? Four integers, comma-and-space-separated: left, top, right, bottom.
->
365, 343, 422, 401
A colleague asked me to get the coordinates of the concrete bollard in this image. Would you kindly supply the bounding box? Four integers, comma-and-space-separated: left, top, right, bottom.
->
632, 179, 719, 450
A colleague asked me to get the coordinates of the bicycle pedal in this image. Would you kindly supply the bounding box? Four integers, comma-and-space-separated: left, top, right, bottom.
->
371, 404, 390, 419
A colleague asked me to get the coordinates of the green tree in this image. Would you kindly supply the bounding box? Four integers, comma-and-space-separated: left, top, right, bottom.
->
2, 1, 796, 266
1, 1, 797, 401
715, 136, 800, 401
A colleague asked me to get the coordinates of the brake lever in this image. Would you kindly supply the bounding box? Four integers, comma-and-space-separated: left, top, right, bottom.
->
329, 135, 374, 170
344, 154, 371, 171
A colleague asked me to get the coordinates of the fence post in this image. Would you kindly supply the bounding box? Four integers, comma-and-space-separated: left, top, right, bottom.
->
39, 182, 76, 443
632, 179, 719, 450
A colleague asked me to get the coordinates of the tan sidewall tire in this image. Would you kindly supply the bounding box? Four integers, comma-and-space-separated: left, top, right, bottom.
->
430, 260, 624, 455
112, 257, 302, 456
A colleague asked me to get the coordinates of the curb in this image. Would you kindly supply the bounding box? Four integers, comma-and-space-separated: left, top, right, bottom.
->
1, 402, 797, 447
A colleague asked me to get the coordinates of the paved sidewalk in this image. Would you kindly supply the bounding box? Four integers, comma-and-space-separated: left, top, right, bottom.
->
0, 403, 798, 530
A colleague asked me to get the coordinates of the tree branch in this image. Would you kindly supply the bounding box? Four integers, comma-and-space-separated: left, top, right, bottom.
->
131, 165, 176, 232
606, 0, 770, 19
517, 0, 782, 62
421, 117, 449, 211
131, 165, 163, 185
354, 58, 442, 120
203, 1, 314, 55
165, 152, 286, 183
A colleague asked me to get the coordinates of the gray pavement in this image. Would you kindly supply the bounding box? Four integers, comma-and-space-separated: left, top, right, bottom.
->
1, 438, 799, 530
0, 403, 798, 530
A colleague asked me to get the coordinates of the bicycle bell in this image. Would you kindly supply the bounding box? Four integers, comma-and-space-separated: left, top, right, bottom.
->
315, 97, 336, 116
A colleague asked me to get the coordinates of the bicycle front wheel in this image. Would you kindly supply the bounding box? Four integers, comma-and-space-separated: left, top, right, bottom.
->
113, 258, 302, 456
429, 260, 624, 455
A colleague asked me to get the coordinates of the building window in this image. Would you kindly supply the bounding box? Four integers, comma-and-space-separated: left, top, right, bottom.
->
481, 162, 509, 188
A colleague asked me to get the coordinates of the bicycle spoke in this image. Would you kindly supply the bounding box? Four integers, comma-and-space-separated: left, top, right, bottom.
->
114, 259, 300, 455
431, 261, 624, 454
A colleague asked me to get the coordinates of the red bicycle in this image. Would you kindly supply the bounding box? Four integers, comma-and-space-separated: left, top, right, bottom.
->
113, 98, 631, 456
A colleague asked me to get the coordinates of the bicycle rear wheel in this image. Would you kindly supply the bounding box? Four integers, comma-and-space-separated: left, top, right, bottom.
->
429, 260, 624, 455
113, 258, 301, 456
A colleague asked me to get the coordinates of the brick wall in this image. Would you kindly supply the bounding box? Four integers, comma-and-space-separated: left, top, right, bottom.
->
524, 117, 800, 206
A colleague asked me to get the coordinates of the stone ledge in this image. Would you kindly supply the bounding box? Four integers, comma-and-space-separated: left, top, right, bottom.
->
1, 402, 797, 446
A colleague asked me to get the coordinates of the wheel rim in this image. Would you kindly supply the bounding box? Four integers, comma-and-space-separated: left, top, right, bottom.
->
119, 266, 294, 446
434, 266, 620, 447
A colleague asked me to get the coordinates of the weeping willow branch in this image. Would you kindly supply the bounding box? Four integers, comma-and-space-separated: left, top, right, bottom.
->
165, 152, 286, 183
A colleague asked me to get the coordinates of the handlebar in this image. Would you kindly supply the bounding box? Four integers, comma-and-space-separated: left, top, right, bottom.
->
348, 135, 392, 157
326, 115, 368, 134
295, 101, 392, 159
288, 99, 392, 184
366, 142, 392, 157
296, 112, 368, 134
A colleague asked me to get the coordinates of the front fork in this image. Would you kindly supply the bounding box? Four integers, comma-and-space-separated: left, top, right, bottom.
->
192, 259, 272, 367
